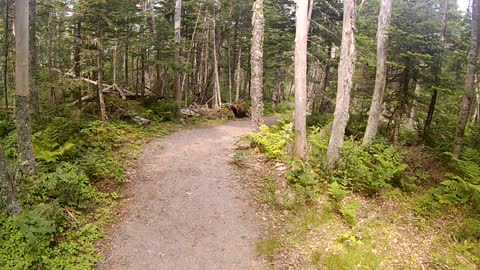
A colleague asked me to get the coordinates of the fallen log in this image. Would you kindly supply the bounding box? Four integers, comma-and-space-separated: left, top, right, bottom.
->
52, 68, 136, 98
112, 105, 151, 126
229, 99, 250, 118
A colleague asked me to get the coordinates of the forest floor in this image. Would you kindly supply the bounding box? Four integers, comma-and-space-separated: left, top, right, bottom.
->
234, 145, 480, 270
96, 117, 276, 270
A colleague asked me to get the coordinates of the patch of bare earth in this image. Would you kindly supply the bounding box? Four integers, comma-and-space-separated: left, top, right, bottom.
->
96, 119, 279, 270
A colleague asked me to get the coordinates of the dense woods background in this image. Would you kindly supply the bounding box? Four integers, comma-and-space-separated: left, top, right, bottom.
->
0, 0, 479, 269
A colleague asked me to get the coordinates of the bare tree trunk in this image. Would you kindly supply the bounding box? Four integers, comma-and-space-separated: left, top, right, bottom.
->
213, 6, 222, 108
474, 84, 480, 124
29, 0, 38, 114
235, 45, 242, 102
15, 0, 36, 175
125, 39, 129, 88
326, 0, 356, 168
293, 0, 309, 160
0, 147, 21, 215
96, 38, 108, 123
173, 0, 182, 114
73, 13, 82, 108
406, 82, 420, 131
228, 47, 232, 104
424, 0, 449, 142
453, 0, 479, 158
250, 0, 265, 131
363, 0, 392, 145
3, 0, 10, 115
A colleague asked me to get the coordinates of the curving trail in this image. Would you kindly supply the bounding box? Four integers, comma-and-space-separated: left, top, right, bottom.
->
97, 119, 274, 270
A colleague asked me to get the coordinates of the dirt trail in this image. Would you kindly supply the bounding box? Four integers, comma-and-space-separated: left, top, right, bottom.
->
98, 119, 274, 270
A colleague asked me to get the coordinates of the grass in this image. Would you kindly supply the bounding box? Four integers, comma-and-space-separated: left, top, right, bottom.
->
236, 147, 480, 270
256, 237, 280, 264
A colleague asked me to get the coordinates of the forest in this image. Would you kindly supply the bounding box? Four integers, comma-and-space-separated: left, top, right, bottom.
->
0, 0, 480, 269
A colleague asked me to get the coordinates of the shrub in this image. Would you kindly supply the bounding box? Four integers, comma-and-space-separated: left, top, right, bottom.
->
307, 113, 332, 127
81, 152, 125, 184
328, 139, 407, 195
33, 162, 97, 208
251, 121, 293, 160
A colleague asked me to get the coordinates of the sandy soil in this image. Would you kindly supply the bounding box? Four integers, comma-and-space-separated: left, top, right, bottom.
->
97, 119, 275, 270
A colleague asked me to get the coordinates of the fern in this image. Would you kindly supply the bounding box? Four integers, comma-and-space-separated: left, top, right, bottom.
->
251, 123, 293, 160
437, 156, 480, 213
33, 117, 77, 163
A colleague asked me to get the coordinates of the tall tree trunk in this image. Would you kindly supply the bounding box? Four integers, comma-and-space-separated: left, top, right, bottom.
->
0, 147, 21, 215
213, 6, 222, 108
424, 0, 449, 142
173, 0, 182, 114
29, 0, 38, 114
326, 0, 356, 168
475, 85, 480, 124
293, 0, 309, 160
453, 0, 479, 158
3, 0, 10, 115
363, 0, 392, 145
407, 82, 420, 131
124, 39, 129, 88
140, 51, 146, 98
74, 16, 82, 108
15, 0, 36, 175
250, 0, 265, 131
423, 88, 438, 141
96, 38, 108, 123
235, 45, 242, 102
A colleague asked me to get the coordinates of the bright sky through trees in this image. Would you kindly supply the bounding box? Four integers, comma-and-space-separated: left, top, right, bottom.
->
458, 0, 470, 11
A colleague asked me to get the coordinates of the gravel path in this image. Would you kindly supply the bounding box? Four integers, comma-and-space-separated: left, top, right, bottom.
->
97, 119, 273, 270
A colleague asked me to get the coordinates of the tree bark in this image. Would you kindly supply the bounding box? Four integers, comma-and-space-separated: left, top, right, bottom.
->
424, 0, 449, 142
96, 38, 108, 123
3, 0, 10, 115
73, 13, 82, 108
293, 0, 309, 160
235, 45, 242, 102
173, 0, 182, 114
0, 147, 21, 216
29, 0, 38, 114
250, 0, 265, 131
453, 0, 479, 158
363, 0, 392, 145
407, 82, 420, 131
213, 6, 222, 108
326, 0, 356, 168
15, 0, 36, 175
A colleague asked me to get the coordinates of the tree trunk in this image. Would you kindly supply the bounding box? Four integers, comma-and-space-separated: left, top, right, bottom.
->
453, 0, 479, 158
0, 147, 21, 216
407, 82, 420, 131
293, 0, 309, 160
125, 39, 129, 88
235, 45, 242, 102
213, 7, 222, 108
29, 0, 38, 114
326, 0, 356, 168
363, 0, 392, 145
15, 0, 36, 175
173, 0, 182, 114
424, 0, 449, 142
3, 0, 10, 115
74, 16, 82, 108
250, 0, 265, 131
423, 88, 438, 142
97, 39, 108, 123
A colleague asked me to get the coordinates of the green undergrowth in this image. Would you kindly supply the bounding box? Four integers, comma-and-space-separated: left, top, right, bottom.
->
0, 102, 219, 270
248, 120, 480, 269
